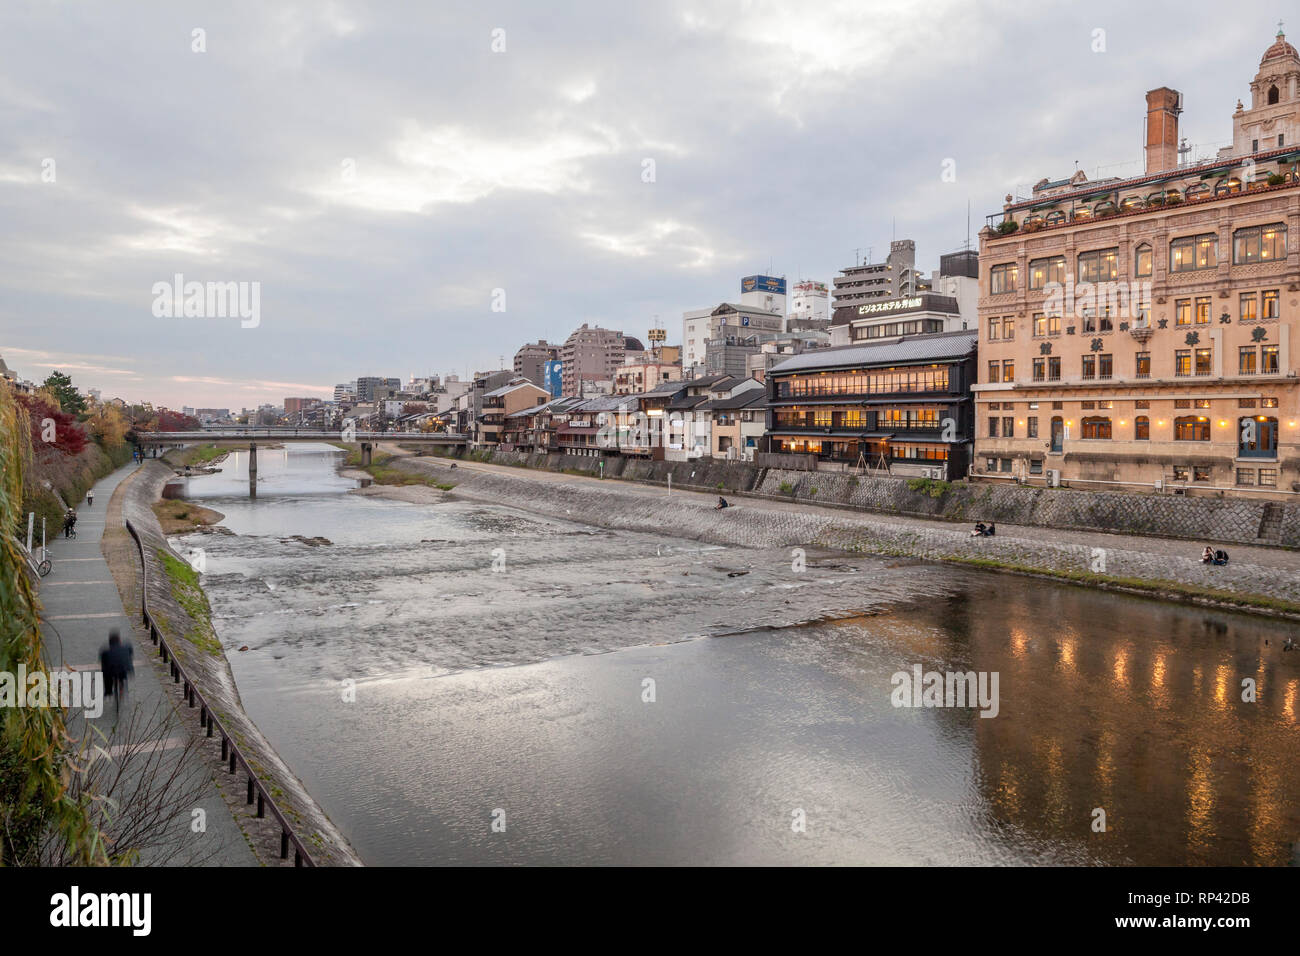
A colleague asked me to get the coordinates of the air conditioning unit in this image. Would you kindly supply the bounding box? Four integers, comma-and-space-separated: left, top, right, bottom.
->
1154, 478, 1163, 492
1046, 469, 1061, 488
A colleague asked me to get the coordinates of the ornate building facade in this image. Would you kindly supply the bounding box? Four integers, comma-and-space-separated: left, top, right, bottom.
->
975, 30, 1300, 498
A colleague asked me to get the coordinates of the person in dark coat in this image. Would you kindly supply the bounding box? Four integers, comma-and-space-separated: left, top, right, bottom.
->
99, 629, 135, 719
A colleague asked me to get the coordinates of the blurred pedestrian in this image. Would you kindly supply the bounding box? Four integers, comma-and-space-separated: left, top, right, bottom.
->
99, 629, 135, 720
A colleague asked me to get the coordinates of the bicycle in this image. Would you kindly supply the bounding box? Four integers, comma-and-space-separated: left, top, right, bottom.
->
63, 526, 78, 540
36, 557, 51, 577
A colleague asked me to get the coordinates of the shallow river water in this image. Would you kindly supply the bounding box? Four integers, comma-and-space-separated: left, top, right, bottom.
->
172, 443, 1300, 865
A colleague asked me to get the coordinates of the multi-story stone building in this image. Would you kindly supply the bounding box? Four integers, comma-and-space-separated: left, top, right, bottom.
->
976, 30, 1300, 497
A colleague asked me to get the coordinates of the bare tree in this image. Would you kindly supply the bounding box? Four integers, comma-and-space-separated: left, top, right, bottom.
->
41, 704, 230, 866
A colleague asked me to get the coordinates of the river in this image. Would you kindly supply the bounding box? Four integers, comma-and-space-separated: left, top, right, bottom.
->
170, 443, 1300, 866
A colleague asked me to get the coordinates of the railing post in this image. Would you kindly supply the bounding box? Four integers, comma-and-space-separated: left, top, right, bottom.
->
281, 832, 289, 859
247, 778, 254, 805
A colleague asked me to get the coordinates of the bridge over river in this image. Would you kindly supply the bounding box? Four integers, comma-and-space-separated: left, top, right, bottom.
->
134, 428, 468, 497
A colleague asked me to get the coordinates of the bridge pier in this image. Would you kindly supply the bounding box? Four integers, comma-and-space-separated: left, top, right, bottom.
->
360, 442, 372, 467
248, 442, 257, 498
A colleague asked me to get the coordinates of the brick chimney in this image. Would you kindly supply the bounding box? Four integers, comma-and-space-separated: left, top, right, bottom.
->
1145, 87, 1181, 174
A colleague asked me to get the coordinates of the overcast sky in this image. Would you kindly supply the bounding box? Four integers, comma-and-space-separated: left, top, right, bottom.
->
0, 1, 1284, 409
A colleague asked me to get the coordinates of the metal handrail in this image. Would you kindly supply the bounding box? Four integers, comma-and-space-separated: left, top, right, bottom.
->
124, 518, 316, 866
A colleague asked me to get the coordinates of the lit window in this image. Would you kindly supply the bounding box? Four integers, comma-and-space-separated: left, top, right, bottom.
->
1240, 347, 1257, 374
1174, 416, 1210, 440
1029, 256, 1065, 290
1263, 289, 1280, 319
1170, 234, 1217, 272
1081, 417, 1112, 439
1262, 345, 1279, 373
1240, 293, 1258, 322
1233, 223, 1287, 264
990, 263, 1018, 295
1134, 244, 1153, 277
1077, 248, 1119, 283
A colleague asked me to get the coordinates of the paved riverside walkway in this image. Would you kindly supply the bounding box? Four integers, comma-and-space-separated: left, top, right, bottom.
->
36, 463, 256, 866
380, 445, 1300, 577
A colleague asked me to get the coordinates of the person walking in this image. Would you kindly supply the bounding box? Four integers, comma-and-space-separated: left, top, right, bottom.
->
86, 489, 94, 506
62, 508, 77, 538
99, 629, 135, 721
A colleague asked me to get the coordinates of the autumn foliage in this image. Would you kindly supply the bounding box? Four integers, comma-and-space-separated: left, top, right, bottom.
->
15, 392, 86, 458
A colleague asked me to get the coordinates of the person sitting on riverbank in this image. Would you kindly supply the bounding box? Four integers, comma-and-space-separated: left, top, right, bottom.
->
984, 522, 995, 537
1214, 548, 1229, 565
971, 522, 986, 537
1202, 546, 1214, 563
716, 496, 729, 510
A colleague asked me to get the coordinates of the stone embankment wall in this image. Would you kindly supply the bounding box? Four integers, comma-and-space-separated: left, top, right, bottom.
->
396, 455, 1300, 613
430, 448, 1300, 548
120, 462, 362, 866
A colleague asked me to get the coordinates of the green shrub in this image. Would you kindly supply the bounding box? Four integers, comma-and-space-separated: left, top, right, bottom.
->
906, 477, 951, 498
779, 481, 794, 495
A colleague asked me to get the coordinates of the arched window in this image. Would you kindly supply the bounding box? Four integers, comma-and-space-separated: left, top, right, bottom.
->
1121, 195, 1143, 211
1081, 417, 1112, 440
1134, 416, 1150, 440
1134, 243, 1153, 277
1184, 182, 1210, 201
1023, 213, 1043, 227
1045, 210, 1066, 225
1215, 177, 1242, 196
1094, 200, 1118, 217
1174, 416, 1211, 441
1269, 85, 1280, 105
1073, 205, 1093, 221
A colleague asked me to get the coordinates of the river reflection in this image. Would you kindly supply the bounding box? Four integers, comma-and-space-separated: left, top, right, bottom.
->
175, 444, 1300, 865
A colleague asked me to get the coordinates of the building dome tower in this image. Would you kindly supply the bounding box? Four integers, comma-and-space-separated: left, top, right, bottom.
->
1232, 23, 1300, 155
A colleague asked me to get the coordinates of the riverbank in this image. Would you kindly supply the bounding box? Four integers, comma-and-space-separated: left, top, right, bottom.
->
105, 460, 363, 866
374, 445, 1300, 619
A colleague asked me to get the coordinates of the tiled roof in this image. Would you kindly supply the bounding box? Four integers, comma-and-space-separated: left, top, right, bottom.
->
767, 330, 977, 374
483, 380, 543, 398
699, 391, 768, 411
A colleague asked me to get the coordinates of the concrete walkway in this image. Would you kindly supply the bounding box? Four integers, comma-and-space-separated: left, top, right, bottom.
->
37, 463, 256, 866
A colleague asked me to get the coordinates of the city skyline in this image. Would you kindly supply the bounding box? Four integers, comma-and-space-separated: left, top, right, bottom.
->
0, 1, 1283, 408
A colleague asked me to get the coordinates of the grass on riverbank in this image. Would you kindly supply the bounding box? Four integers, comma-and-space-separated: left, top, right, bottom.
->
156, 548, 222, 654
151, 499, 225, 534
339, 447, 456, 491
